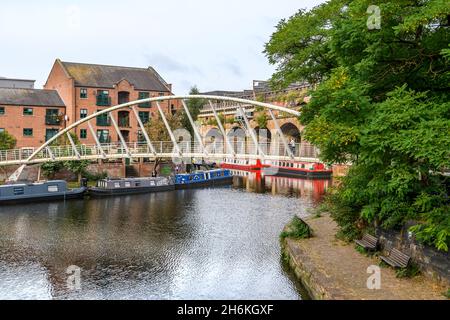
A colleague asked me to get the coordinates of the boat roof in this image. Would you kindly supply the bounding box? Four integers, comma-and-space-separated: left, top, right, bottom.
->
0, 180, 67, 188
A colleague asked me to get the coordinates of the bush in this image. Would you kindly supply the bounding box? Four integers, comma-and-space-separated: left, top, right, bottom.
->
280, 216, 312, 240
395, 263, 421, 279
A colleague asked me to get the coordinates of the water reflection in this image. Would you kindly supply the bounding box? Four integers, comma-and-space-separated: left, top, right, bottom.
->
0, 173, 330, 299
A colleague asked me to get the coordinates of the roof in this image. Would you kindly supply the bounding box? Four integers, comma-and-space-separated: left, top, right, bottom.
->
59, 60, 171, 92
0, 88, 65, 107
0, 77, 35, 82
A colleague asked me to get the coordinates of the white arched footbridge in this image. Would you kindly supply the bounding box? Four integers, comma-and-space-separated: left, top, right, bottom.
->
0, 95, 320, 181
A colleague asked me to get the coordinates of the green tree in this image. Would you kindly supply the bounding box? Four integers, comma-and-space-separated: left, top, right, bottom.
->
266, 0, 450, 250
181, 86, 205, 139
0, 131, 16, 150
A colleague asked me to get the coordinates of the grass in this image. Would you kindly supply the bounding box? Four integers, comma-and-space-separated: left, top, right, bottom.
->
280, 216, 313, 240
443, 289, 450, 299
67, 180, 97, 188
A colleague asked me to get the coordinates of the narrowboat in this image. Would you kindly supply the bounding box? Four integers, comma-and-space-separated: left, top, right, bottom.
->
175, 169, 233, 189
0, 180, 86, 205
220, 158, 268, 171
263, 160, 332, 178
88, 177, 174, 197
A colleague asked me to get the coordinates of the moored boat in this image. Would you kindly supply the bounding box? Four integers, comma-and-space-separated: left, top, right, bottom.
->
0, 180, 86, 205
88, 176, 174, 197
220, 158, 267, 171
175, 169, 233, 189
263, 160, 332, 178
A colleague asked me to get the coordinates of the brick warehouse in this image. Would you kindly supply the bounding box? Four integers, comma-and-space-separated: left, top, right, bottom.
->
0, 88, 66, 148
44, 59, 180, 146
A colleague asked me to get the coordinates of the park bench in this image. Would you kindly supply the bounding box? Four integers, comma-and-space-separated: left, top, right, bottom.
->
355, 233, 378, 251
380, 248, 411, 268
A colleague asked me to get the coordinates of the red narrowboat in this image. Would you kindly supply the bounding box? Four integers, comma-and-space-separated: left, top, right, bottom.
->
263, 160, 332, 178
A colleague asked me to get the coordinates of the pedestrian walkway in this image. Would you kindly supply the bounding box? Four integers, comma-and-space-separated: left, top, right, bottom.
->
284, 214, 447, 300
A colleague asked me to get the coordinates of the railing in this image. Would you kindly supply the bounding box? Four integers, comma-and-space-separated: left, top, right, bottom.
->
96, 95, 111, 107
0, 141, 319, 165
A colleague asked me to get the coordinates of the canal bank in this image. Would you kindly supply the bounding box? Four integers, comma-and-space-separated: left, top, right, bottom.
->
281, 214, 448, 300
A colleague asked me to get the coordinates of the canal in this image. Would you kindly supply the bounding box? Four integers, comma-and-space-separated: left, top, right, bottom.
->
0, 173, 329, 299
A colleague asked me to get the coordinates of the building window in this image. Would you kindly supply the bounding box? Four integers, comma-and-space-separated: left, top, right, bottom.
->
80, 88, 88, 99
96, 111, 110, 126
23, 128, 33, 136
170, 104, 176, 115
0, 107, 4, 115
138, 92, 150, 107
96, 90, 110, 106
45, 109, 60, 125
23, 108, 33, 116
0, 128, 4, 133
97, 129, 110, 143
138, 111, 150, 124
80, 109, 88, 119
45, 129, 59, 141
159, 92, 165, 96
80, 129, 87, 139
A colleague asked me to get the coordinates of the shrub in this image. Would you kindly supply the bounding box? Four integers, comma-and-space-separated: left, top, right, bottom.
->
280, 216, 312, 240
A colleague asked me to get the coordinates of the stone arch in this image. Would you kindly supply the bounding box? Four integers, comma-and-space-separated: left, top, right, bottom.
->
280, 122, 301, 143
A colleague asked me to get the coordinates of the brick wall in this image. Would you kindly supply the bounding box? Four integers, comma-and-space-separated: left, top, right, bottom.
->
0, 104, 65, 148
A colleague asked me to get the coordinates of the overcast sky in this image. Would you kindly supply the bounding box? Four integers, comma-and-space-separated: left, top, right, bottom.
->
0, 0, 324, 94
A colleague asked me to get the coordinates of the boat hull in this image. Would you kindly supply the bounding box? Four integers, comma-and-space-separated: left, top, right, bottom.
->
88, 184, 175, 197
0, 187, 86, 205
265, 167, 332, 179
175, 176, 233, 189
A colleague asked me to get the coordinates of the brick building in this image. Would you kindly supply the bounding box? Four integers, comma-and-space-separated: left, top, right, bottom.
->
44, 59, 178, 145
0, 88, 66, 148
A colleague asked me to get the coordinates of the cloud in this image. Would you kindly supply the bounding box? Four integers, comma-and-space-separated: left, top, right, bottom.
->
222, 61, 242, 77
144, 53, 203, 75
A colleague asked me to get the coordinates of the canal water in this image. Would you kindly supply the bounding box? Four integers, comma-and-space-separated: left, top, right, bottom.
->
0, 172, 330, 299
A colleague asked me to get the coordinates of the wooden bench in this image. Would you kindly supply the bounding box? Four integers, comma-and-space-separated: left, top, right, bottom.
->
380, 248, 410, 268
355, 234, 378, 251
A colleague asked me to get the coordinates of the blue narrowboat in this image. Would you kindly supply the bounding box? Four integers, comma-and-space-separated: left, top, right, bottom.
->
175, 169, 233, 189
0, 180, 86, 205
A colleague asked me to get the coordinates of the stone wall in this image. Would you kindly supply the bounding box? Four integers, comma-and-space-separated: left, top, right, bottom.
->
376, 224, 449, 286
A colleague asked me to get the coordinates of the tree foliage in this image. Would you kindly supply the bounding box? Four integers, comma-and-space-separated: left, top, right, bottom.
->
181, 86, 205, 139
266, 0, 450, 250
0, 131, 17, 150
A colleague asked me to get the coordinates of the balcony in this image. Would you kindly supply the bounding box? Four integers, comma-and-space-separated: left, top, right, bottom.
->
45, 114, 61, 125
96, 115, 110, 126
96, 95, 111, 106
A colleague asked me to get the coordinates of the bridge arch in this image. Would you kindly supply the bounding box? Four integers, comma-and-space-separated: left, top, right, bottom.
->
0, 95, 323, 181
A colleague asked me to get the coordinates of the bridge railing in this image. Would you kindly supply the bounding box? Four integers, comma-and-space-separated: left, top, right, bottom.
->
0, 141, 319, 165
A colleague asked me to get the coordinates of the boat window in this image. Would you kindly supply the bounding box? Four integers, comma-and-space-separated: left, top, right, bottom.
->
48, 185, 59, 192
135, 182, 141, 187
114, 182, 121, 188
13, 187, 24, 195
301, 164, 305, 168
150, 181, 155, 186
125, 182, 131, 187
